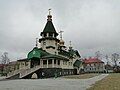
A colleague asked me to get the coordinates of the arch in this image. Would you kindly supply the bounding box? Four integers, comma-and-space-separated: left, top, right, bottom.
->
31, 73, 38, 79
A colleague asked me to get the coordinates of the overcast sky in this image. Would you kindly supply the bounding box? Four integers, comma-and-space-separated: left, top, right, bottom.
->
0, 0, 120, 60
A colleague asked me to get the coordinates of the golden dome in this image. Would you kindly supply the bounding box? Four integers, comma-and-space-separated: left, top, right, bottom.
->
59, 39, 65, 45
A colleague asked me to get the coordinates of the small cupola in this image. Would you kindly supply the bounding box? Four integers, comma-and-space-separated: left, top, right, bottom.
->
59, 30, 65, 46
59, 39, 65, 45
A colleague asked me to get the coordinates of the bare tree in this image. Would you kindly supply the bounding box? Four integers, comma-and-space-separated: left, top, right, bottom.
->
105, 55, 109, 73
1, 52, 10, 64
111, 53, 119, 67
105, 55, 109, 65
95, 51, 102, 59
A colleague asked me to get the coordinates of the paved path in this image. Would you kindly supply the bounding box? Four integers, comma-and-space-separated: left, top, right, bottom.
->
0, 74, 108, 90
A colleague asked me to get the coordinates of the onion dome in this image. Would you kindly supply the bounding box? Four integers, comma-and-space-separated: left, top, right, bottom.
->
59, 39, 65, 45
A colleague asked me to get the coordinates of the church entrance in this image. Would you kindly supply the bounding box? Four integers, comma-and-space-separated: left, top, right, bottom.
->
30, 58, 40, 68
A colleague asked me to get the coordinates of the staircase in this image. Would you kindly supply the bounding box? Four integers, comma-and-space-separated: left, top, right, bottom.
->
20, 65, 41, 78
7, 65, 41, 79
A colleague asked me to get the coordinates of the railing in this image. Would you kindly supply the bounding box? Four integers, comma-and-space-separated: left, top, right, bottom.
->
7, 65, 41, 79
7, 69, 24, 78
20, 65, 41, 78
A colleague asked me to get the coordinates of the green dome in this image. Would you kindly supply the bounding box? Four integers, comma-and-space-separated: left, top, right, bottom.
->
27, 47, 48, 60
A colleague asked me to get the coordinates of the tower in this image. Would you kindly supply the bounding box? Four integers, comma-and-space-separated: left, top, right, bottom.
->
59, 30, 66, 50
39, 9, 59, 54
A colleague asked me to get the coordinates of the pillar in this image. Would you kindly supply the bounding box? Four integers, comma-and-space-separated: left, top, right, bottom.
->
52, 59, 54, 67
41, 60, 43, 68
47, 60, 48, 68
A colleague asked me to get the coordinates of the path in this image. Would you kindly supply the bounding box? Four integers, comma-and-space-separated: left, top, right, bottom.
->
0, 74, 109, 90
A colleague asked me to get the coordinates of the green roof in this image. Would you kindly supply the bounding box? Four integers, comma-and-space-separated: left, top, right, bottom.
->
27, 47, 49, 60
69, 49, 81, 57
58, 50, 72, 58
73, 60, 82, 68
41, 21, 58, 35
27, 47, 69, 61
58, 49, 81, 58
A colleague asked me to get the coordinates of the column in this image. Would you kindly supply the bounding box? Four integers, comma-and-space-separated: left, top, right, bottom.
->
53, 33, 55, 37
47, 60, 48, 68
47, 33, 49, 37
56, 60, 58, 67
52, 59, 54, 68
41, 60, 43, 68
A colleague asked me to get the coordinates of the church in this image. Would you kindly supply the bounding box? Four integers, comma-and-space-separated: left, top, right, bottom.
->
7, 10, 82, 79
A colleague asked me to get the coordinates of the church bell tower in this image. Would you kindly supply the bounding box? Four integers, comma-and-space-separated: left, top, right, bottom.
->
39, 9, 59, 54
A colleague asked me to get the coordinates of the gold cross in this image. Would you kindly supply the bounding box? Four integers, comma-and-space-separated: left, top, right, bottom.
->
48, 8, 51, 15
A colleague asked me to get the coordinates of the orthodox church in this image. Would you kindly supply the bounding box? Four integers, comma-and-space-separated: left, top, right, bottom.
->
7, 10, 82, 79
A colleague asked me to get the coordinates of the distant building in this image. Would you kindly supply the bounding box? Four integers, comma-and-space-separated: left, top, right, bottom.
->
83, 57, 105, 73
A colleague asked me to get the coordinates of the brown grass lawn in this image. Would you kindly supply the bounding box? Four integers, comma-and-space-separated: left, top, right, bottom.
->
62, 73, 99, 79
88, 73, 120, 90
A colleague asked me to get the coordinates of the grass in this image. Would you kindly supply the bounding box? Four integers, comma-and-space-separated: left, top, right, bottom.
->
87, 73, 120, 90
62, 73, 99, 79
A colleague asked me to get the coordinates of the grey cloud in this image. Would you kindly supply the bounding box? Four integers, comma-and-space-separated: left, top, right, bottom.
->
0, 0, 120, 60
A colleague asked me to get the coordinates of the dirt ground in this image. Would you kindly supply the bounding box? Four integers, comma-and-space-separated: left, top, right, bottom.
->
88, 73, 120, 90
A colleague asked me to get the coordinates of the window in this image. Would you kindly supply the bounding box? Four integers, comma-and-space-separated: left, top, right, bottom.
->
58, 60, 60, 65
63, 61, 67, 65
43, 60, 47, 64
69, 62, 71, 65
54, 59, 56, 64
44, 33, 47, 37
22, 63, 24, 65
55, 52, 56, 55
49, 33, 53, 37
65, 61, 67, 65
55, 42, 57, 46
43, 41, 46, 45
48, 59, 52, 64
25, 62, 28, 66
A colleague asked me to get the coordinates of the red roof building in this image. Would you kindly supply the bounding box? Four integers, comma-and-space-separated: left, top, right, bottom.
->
83, 57, 104, 64
83, 57, 105, 73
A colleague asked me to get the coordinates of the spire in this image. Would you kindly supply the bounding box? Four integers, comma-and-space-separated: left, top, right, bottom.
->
36, 38, 38, 47
59, 30, 65, 46
47, 9, 52, 21
69, 41, 73, 50
40, 9, 58, 37
69, 41, 72, 47
59, 30, 64, 39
